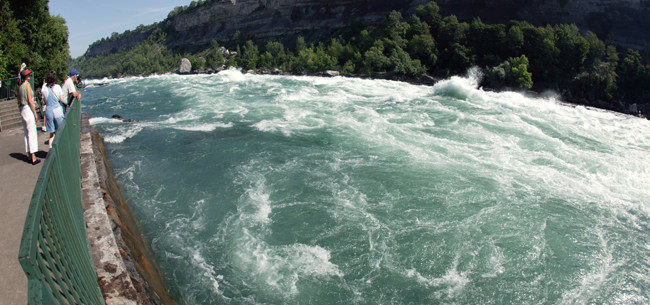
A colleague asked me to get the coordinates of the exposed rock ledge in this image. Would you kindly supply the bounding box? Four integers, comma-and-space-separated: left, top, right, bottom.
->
80, 114, 176, 305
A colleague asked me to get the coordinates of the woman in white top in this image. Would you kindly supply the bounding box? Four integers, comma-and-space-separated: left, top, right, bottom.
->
17, 68, 40, 165
42, 70, 66, 148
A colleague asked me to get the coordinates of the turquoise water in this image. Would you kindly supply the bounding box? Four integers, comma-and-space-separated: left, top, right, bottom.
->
83, 69, 650, 304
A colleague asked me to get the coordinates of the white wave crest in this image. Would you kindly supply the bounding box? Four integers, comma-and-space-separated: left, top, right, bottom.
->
173, 122, 233, 132
406, 266, 470, 300
88, 116, 123, 125
103, 125, 142, 143
432, 70, 484, 101
217, 67, 246, 82
234, 236, 342, 297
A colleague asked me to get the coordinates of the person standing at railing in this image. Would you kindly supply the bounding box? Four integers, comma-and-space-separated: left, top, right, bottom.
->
62, 69, 81, 113
17, 68, 40, 165
42, 70, 66, 148
39, 78, 48, 131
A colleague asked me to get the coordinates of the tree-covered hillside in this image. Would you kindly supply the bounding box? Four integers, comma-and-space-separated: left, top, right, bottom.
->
74, 1, 649, 117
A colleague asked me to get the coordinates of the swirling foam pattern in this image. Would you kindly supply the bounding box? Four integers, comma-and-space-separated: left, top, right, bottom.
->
83, 69, 650, 304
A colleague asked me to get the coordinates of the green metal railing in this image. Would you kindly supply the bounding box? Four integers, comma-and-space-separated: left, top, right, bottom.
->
18, 99, 105, 304
0, 76, 34, 101
1, 76, 38, 129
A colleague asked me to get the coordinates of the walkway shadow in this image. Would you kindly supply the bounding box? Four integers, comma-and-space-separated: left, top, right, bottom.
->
35, 151, 48, 159
9, 153, 30, 164
10, 150, 48, 164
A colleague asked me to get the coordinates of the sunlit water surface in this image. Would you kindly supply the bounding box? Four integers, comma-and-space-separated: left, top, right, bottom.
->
83, 69, 650, 304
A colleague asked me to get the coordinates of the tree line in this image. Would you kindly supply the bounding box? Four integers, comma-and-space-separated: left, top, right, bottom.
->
73, 1, 649, 116
0, 0, 70, 82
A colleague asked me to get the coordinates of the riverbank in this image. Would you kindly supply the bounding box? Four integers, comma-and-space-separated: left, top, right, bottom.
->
81, 114, 176, 305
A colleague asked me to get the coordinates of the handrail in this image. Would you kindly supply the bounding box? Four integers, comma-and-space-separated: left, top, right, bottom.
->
18, 98, 105, 304
0, 76, 34, 101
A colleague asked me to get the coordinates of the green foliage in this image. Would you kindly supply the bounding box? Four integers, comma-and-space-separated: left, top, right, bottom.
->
485, 55, 533, 89
165, 0, 215, 20
435, 16, 471, 75
506, 25, 524, 54
415, 1, 441, 33
205, 40, 224, 70
73, 31, 178, 78
341, 60, 356, 75
259, 43, 286, 70
30, 15, 70, 79
0, 1, 25, 79
407, 33, 437, 72
584, 31, 605, 62
383, 11, 409, 45
617, 49, 648, 100
389, 47, 426, 76
407, 15, 431, 38
311, 43, 337, 71
509, 55, 533, 89
553, 24, 588, 75
224, 55, 237, 69
239, 40, 259, 70
326, 38, 345, 62
0, 0, 69, 80
0, 49, 7, 78
291, 43, 337, 73
573, 59, 618, 101
263, 41, 285, 68
468, 19, 507, 66
295, 36, 307, 53
357, 30, 374, 53
362, 41, 391, 74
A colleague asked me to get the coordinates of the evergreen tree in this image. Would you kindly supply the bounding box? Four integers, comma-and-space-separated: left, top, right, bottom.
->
240, 40, 259, 70
205, 40, 224, 70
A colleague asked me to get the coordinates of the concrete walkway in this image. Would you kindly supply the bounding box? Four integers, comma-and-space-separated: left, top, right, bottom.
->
0, 127, 49, 305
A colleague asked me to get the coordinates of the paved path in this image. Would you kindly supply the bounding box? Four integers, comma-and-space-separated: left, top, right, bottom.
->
0, 127, 49, 305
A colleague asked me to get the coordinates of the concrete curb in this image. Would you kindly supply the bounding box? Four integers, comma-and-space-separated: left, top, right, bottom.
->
81, 115, 176, 305
81, 128, 139, 304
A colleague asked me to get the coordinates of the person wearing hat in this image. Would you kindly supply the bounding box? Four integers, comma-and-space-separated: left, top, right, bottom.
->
62, 69, 82, 111
17, 68, 40, 165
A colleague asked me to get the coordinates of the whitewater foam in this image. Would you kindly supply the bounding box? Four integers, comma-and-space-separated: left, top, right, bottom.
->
88, 117, 123, 125
82, 71, 650, 305
217, 67, 246, 82
102, 125, 142, 143
173, 122, 233, 132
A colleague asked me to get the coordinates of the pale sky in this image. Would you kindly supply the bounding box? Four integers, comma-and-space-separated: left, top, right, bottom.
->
49, 0, 191, 58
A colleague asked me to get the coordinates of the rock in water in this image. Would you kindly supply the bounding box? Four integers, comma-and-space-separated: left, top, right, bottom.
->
324, 70, 340, 77
178, 58, 192, 74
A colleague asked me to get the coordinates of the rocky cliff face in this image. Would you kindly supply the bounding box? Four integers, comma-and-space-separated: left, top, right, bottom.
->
84, 0, 650, 57
85, 29, 155, 57
85, 0, 428, 56
435, 0, 650, 49
163, 0, 429, 48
